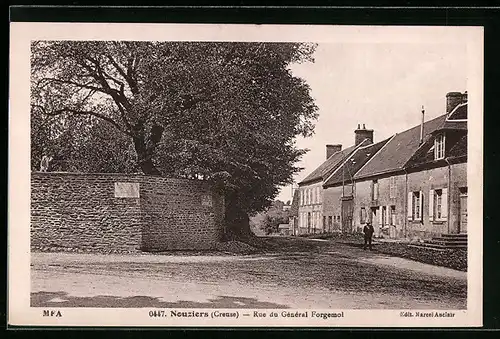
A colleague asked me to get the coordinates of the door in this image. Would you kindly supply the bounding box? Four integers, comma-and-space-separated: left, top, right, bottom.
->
341, 197, 354, 233
459, 194, 468, 233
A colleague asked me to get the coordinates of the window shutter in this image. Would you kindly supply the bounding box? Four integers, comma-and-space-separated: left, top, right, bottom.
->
416, 191, 423, 221
407, 192, 413, 220
379, 206, 383, 225
429, 189, 434, 221
441, 188, 448, 220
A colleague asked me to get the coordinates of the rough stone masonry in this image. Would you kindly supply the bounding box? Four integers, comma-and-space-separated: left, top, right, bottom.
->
31, 172, 225, 253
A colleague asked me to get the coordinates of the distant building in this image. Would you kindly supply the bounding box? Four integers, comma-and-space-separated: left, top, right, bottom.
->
278, 223, 291, 236
297, 136, 369, 234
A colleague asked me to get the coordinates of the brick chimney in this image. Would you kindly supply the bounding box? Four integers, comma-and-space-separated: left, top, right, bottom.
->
446, 91, 466, 114
326, 144, 342, 159
354, 123, 374, 146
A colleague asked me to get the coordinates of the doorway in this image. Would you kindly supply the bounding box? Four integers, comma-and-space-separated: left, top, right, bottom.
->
341, 197, 354, 233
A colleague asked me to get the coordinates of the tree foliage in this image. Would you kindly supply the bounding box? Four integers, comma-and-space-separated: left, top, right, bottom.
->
31, 41, 318, 236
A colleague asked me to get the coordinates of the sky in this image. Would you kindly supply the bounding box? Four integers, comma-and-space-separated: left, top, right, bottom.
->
277, 42, 468, 203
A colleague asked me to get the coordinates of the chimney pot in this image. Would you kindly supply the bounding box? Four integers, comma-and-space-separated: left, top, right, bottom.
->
446, 91, 464, 114
357, 124, 360, 129
354, 126, 374, 146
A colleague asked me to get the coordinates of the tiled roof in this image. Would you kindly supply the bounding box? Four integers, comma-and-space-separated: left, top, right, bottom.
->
299, 140, 367, 185
447, 102, 467, 120
448, 134, 467, 159
405, 121, 467, 170
323, 138, 391, 187
437, 120, 467, 131
354, 113, 447, 179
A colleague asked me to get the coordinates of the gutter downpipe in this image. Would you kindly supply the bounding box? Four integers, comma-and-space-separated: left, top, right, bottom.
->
403, 168, 408, 239
444, 157, 452, 234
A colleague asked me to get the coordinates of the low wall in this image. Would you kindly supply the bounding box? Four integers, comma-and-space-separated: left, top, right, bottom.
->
31, 172, 225, 253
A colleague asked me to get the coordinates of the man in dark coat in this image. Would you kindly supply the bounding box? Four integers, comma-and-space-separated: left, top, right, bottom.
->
363, 222, 375, 250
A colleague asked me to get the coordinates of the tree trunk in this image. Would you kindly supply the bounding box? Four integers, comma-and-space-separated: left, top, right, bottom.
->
132, 122, 164, 176
223, 191, 252, 240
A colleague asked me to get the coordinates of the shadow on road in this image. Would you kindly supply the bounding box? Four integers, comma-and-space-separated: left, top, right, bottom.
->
31, 291, 290, 309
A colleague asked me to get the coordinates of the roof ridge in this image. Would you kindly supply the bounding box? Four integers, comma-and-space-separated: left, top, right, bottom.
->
323, 138, 375, 183
322, 140, 368, 184
352, 134, 395, 179
396, 112, 448, 136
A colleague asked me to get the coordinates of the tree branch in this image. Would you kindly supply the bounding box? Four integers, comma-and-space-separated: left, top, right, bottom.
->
38, 78, 104, 94
33, 104, 132, 137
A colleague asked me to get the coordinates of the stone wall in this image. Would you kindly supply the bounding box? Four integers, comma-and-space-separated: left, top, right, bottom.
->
31, 172, 225, 253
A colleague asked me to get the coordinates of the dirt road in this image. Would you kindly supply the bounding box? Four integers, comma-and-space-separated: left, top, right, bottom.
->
31, 241, 466, 309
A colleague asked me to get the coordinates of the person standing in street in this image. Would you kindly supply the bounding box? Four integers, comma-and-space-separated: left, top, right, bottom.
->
363, 222, 375, 250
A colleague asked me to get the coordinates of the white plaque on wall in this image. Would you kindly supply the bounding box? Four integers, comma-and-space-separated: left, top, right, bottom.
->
201, 194, 213, 207
114, 182, 140, 198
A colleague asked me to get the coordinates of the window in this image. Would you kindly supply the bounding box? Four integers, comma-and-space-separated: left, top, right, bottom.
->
407, 191, 423, 221
389, 177, 397, 199
360, 207, 367, 224
300, 190, 303, 206
372, 180, 379, 200
381, 206, 387, 226
390, 206, 396, 225
429, 188, 448, 221
328, 216, 333, 230
435, 190, 442, 219
413, 192, 421, 219
323, 216, 326, 231
434, 133, 445, 160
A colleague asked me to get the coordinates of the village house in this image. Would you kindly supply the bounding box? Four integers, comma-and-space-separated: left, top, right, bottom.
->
297, 126, 372, 234
352, 113, 447, 238
404, 92, 468, 239
322, 134, 390, 234
295, 91, 468, 240
351, 91, 467, 240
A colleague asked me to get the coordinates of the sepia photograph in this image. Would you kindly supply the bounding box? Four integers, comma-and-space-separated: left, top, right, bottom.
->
9, 23, 483, 327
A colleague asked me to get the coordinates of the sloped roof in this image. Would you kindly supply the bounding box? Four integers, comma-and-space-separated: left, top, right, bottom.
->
447, 102, 467, 120
299, 140, 369, 185
448, 134, 467, 159
323, 138, 391, 187
405, 119, 467, 170
354, 113, 447, 179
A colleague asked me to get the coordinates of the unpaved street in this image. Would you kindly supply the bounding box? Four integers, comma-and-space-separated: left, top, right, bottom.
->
31, 241, 466, 309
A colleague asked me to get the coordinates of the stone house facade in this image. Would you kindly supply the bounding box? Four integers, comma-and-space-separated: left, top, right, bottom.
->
296, 91, 468, 240
297, 126, 372, 235
404, 96, 468, 238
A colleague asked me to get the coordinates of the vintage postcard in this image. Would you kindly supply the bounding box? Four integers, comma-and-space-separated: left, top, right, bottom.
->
8, 22, 483, 327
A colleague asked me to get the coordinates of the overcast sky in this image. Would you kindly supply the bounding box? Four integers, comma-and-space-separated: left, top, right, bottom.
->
277, 42, 468, 203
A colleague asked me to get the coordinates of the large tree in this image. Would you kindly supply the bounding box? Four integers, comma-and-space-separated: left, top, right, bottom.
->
31, 41, 318, 237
